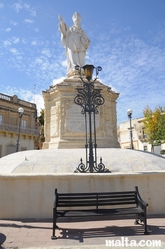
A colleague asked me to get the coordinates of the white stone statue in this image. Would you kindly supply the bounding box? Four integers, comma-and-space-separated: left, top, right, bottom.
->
58, 12, 90, 77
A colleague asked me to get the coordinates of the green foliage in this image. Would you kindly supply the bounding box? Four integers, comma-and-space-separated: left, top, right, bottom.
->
38, 109, 44, 126
143, 106, 165, 150
160, 149, 165, 155
38, 109, 45, 146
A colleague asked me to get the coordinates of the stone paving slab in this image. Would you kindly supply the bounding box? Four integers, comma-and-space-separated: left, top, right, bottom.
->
0, 215, 165, 249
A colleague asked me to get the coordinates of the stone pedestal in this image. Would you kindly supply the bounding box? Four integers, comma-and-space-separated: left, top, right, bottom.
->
42, 77, 120, 149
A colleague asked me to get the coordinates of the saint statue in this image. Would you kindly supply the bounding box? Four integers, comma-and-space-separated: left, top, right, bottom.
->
58, 12, 90, 77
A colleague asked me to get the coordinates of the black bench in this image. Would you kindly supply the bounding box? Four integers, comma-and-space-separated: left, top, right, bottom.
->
51, 186, 148, 239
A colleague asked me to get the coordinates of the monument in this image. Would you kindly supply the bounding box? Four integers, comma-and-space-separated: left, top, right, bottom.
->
0, 13, 165, 222
42, 12, 120, 149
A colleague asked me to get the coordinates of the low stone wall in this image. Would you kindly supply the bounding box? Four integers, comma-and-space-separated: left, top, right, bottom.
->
0, 171, 165, 219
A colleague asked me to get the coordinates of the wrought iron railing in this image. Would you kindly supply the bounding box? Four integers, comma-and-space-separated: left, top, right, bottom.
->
139, 134, 148, 140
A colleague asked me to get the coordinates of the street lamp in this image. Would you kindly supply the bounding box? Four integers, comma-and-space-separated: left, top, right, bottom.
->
16, 107, 24, 152
127, 109, 134, 150
74, 64, 110, 173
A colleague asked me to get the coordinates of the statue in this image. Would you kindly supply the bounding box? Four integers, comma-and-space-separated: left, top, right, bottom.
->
58, 12, 90, 77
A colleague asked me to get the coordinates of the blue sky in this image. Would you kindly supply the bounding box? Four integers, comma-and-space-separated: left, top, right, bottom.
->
0, 0, 165, 125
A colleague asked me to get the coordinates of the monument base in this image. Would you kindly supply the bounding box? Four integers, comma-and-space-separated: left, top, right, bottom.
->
43, 138, 120, 149
42, 76, 120, 149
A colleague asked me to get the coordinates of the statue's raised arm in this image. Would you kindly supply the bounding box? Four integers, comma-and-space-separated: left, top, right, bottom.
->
58, 14, 63, 22
58, 14, 68, 36
58, 12, 90, 77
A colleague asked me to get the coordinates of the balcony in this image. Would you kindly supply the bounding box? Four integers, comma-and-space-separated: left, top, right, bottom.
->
0, 123, 38, 136
139, 134, 147, 141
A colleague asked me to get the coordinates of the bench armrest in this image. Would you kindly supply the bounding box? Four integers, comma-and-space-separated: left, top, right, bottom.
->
135, 186, 148, 210
53, 188, 58, 208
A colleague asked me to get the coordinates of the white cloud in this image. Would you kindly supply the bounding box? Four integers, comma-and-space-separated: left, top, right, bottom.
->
10, 20, 18, 26
30, 9, 36, 17
24, 19, 34, 24
16, 55, 22, 60
34, 28, 39, 32
0, 3, 4, 9
4, 40, 11, 47
19, 89, 33, 99
41, 49, 52, 58
12, 37, 20, 44
24, 3, 30, 10
11, 2, 36, 16
35, 58, 43, 64
5, 28, 11, 32
31, 40, 37, 46
22, 38, 28, 44
61, 60, 67, 67
10, 48, 19, 55
52, 77, 66, 85
10, 87, 44, 115
41, 61, 49, 71
21, 91, 44, 115
12, 2, 22, 13
34, 94, 44, 114
30, 39, 43, 46
24, 3, 36, 17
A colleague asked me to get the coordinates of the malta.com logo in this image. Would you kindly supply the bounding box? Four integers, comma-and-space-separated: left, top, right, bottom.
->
105, 237, 161, 247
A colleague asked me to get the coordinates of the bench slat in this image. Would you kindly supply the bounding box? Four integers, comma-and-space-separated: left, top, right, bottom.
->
58, 191, 135, 196
57, 194, 136, 200
57, 197, 136, 207
56, 207, 144, 217
57, 202, 136, 207
57, 197, 135, 201
57, 200, 136, 206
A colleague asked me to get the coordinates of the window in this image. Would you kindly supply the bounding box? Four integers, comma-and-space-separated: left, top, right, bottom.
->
21, 120, 27, 128
0, 115, 3, 124
6, 144, 16, 155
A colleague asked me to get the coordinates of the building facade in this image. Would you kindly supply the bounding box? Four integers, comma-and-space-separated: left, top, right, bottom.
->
118, 117, 165, 154
0, 93, 38, 157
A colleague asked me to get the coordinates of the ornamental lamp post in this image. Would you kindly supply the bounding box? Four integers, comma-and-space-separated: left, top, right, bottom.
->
16, 107, 24, 152
127, 109, 134, 150
74, 64, 110, 173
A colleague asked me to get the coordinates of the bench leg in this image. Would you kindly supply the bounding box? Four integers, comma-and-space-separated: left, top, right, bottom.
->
51, 208, 57, 239
134, 214, 140, 225
144, 216, 148, 235
135, 214, 148, 234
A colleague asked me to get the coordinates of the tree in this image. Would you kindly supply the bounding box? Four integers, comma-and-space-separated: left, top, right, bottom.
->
143, 106, 165, 153
38, 109, 45, 148
38, 109, 44, 126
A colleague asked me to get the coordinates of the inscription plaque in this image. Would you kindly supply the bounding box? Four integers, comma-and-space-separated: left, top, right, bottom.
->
66, 104, 99, 133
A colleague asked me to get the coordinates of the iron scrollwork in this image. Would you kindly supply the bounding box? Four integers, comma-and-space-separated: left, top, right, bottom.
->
74, 68, 111, 173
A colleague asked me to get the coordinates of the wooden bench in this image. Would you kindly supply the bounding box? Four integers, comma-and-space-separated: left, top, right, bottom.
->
51, 186, 148, 239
